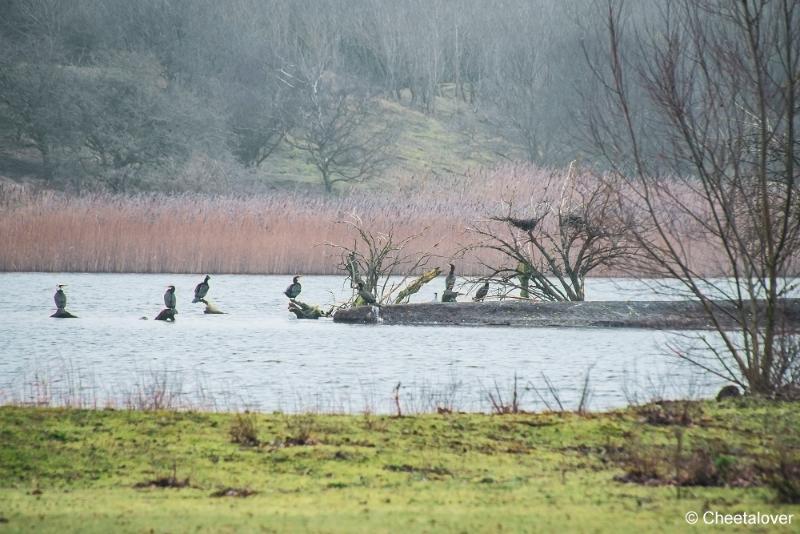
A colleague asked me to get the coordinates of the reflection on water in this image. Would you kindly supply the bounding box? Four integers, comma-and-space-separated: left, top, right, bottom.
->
0, 273, 723, 412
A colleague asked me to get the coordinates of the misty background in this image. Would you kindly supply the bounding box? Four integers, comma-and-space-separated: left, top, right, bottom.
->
0, 0, 660, 193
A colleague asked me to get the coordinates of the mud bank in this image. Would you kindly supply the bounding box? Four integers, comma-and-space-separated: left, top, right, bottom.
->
333, 299, 800, 329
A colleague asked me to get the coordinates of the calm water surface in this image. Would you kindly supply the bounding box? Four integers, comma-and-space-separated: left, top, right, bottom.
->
0, 273, 722, 412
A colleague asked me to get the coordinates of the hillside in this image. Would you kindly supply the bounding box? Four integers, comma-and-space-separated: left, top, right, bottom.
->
256, 94, 520, 190
0, 92, 518, 194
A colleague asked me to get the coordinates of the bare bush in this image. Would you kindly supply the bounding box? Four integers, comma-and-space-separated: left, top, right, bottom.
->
229, 413, 260, 446
124, 370, 184, 411
465, 166, 632, 301
485, 374, 523, 415
282, 414, 319, 446
587, 0, 800, 395
325, 214, 441, 305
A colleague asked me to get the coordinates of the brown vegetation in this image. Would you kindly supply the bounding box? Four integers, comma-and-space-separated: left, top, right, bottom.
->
0, 166, 726, 275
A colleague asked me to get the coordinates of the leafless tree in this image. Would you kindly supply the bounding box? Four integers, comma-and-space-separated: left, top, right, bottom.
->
586, 0, 800, 395
325, 215, 440, 304
285, 66, 397, 193
465, 165, 631, 301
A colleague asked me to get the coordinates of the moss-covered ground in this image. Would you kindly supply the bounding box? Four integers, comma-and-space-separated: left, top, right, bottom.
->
0, 400, 798, 532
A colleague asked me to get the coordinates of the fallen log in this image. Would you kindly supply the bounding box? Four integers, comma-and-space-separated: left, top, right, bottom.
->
394, 268, 441, 304
288, 300, 330, 319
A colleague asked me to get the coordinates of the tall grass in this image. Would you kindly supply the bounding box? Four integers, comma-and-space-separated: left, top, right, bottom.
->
0, 165, 719, 274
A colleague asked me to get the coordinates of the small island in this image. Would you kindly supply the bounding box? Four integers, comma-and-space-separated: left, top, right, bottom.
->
335, 299, 800, 330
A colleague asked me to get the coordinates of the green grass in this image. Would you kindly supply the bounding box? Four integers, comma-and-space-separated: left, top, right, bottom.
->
0, 401, 798, 532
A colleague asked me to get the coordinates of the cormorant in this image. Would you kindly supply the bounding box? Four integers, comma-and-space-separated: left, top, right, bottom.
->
192, 275, 210, 303
51, 284, 77, 318
563, 213, 586, 228
442, 289, 459, 303
357, 282, 377, 305
284, 275, 302, 299
507, 216, 539, 232
445, 263, 456, 291
164, 285, 177, 310
473, 281, 489, 302
54, 285, 67, 311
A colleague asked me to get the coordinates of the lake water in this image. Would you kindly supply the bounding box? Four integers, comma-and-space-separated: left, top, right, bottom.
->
0, 273, 725, 413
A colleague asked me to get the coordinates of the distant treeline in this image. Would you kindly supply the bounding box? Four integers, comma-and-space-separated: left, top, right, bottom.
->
0, 0, 657, 193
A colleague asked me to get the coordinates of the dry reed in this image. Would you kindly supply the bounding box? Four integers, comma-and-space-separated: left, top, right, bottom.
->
0, 165, 721, 275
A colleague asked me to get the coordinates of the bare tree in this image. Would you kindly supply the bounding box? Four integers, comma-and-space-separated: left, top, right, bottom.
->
586, 0, 800, 395
325, 215, 440, 305
285, 69, 397, 193
465, 165, 631, 301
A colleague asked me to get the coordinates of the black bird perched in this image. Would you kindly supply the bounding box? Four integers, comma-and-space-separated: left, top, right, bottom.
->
473, 281, 489, 302
563, 213, 586, 228
51, 284, 77, 318
54, 284, 67, 311
284, 275, 302, 299
442, 289, 459, 303
164, 285, 177, 310
357, 282, 377, 305
445, 263, 456, 291
491, 215, 541, 232
507, 216, 540, 232
192, 275, 210, 303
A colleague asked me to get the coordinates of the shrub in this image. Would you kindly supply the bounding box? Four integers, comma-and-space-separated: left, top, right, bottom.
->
229, 413, 259, 446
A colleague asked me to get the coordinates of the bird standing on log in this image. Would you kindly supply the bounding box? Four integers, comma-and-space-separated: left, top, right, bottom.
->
473, 281, 489, 302
357, 282, 377, 305
155, 285, 178, 321
445, 263, 456, 292
54, 285, 67, 311
284, 275, 302, 299
193, 275, 210, 303
164, 285, 177, 311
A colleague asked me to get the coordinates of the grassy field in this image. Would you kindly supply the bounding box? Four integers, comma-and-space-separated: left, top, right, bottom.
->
0, 400, 798, 532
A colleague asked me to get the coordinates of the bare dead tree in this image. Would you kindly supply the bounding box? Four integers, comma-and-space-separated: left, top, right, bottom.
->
585, 0, 800, 396
324, 214, 441, 305
464, 166, 632, 301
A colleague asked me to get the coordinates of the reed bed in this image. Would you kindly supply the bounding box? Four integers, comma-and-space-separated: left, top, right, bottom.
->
0, 165, 722, 274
